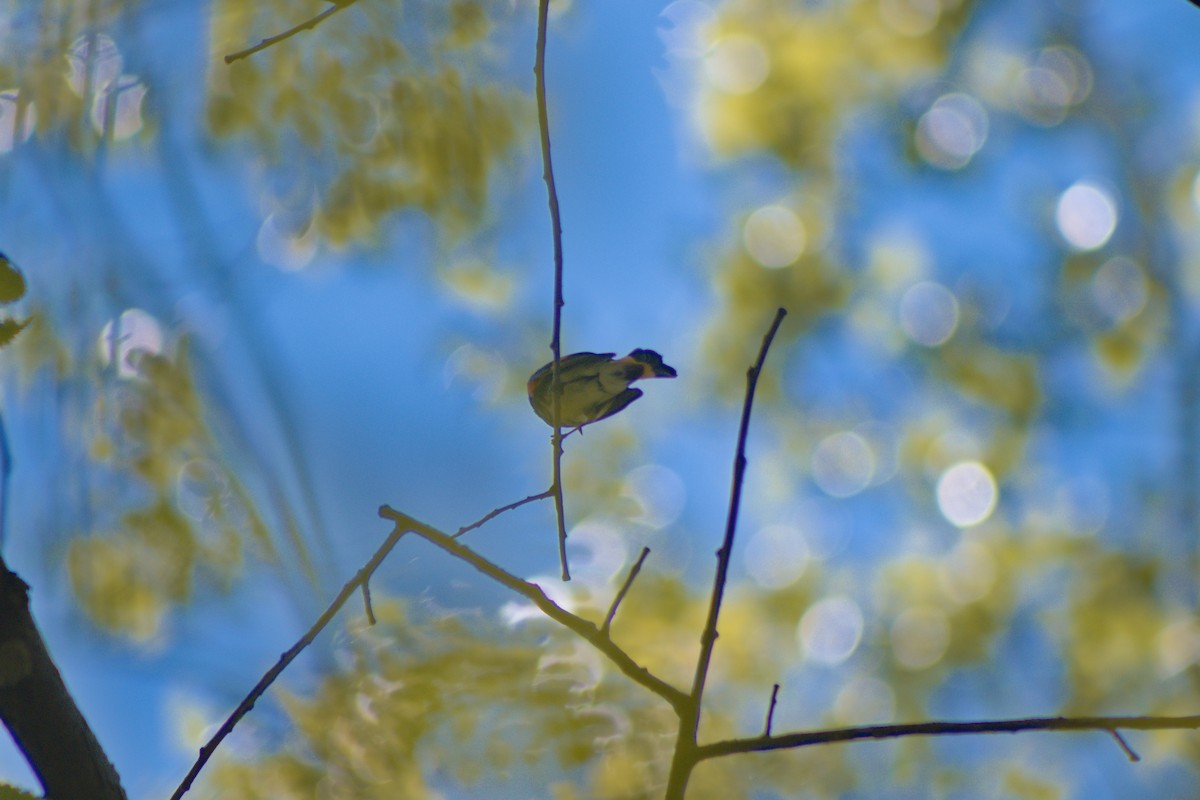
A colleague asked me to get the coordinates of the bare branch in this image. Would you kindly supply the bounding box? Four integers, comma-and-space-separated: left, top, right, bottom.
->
360, 581, 376, 625
1109, 728, 1140, 762
763, 683, 780, 737
551, 441, 569, 581
533, 0, 570, 581
224, 1, 356, 65
602, 547, 650, 636
169, 523, 406, 800
667, 307, 787, 799
453, 488, 555, 538
379, 505, 689, 712
689, 308, 787, 705
695, 714, 1200, 761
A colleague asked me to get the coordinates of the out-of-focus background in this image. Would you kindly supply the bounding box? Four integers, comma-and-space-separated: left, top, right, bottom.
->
2, 0, 1200, 797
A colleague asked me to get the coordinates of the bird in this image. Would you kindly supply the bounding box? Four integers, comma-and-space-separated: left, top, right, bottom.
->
527, 349, 677, 430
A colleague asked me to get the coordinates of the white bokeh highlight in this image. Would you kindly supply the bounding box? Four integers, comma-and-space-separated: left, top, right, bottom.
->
799, 595, 864, 666
743, 524, 809, 589
936, 461, 998, 527
622, 464, 686, 529
704, 33, 769, 94
98, 308, 165, 378
900, 281, 960, 346
743, 205, 806, 268
916, 93, 989, 170
811, 432, 875, 498
1056, 181, 1117, 251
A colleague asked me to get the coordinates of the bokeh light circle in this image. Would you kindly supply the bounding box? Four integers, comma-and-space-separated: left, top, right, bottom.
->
811, 432, 875, 498
900, 281, 960, 346
1090, 256, 1146, 325
743, 524, 809, 589
704, 34, 769, 94
621, 464, 686, 529
799, 595, 864, 666
743, 205, 806, 268
916, 93, 989, 170
890, 606, 950, 669
833, 675, 895, 724
1056, 181, 1117, 251
936, 461, 997, 527
938, 540, 997, 603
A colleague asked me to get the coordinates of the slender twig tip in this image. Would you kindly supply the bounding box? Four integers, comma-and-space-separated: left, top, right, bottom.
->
764, 683, 781, 737
360, 582, 376, 625
602, 547, 651, 634
1108, 729, 1140, 762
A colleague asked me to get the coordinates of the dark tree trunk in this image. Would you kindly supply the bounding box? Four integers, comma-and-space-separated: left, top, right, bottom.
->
0, 556, 127, 800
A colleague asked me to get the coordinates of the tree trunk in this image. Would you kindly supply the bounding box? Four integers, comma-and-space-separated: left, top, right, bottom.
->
0, 556, 127, 800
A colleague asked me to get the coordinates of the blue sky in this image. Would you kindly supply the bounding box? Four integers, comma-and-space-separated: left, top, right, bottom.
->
4, 0, 1200, 797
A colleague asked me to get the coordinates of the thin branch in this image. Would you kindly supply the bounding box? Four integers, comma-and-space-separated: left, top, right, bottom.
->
763, 684, 780, 737
689, 308, 787, 706
533, 0, 570, 581
224, 1, 356, 65
666, 307, 786, 799
695, 714, 1200, 760
551, 439, 569, 581
602, 547, 650, 636
1109, 728, 1140, 762
360, 582, 376, 625
169, 524, 406, 800
453, 488, 554, 538
378, 505, 689, 712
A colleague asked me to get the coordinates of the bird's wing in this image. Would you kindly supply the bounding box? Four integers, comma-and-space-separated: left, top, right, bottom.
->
529, 352, 617, 385
586, 387, 643, 425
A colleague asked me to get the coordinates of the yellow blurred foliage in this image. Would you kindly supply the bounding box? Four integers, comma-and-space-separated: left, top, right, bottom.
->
207, 0, 525, 246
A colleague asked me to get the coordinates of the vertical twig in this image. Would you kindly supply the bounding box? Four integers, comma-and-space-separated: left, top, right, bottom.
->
690, 308, 786, 704
360, 582, 376, 625
533, 0, 570, 580
763, 683, 780, 737
666, 307, 787, 798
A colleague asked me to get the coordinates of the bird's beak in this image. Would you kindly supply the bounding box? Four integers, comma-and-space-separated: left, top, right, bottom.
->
646, 362, 677, 378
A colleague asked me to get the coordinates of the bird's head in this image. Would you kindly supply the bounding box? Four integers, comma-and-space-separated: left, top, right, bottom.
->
627, 349, 677, 379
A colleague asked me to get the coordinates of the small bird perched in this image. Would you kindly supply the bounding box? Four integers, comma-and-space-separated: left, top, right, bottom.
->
528, 349, 678, 430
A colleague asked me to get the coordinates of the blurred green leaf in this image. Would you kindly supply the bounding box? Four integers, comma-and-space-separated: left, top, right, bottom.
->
0, 253, 27, 303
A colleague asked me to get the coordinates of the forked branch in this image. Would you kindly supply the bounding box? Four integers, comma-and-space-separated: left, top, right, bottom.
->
379, 505, 689, 712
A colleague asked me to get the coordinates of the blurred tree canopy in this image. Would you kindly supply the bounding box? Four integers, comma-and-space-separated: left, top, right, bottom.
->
2, 0, 1200, 798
